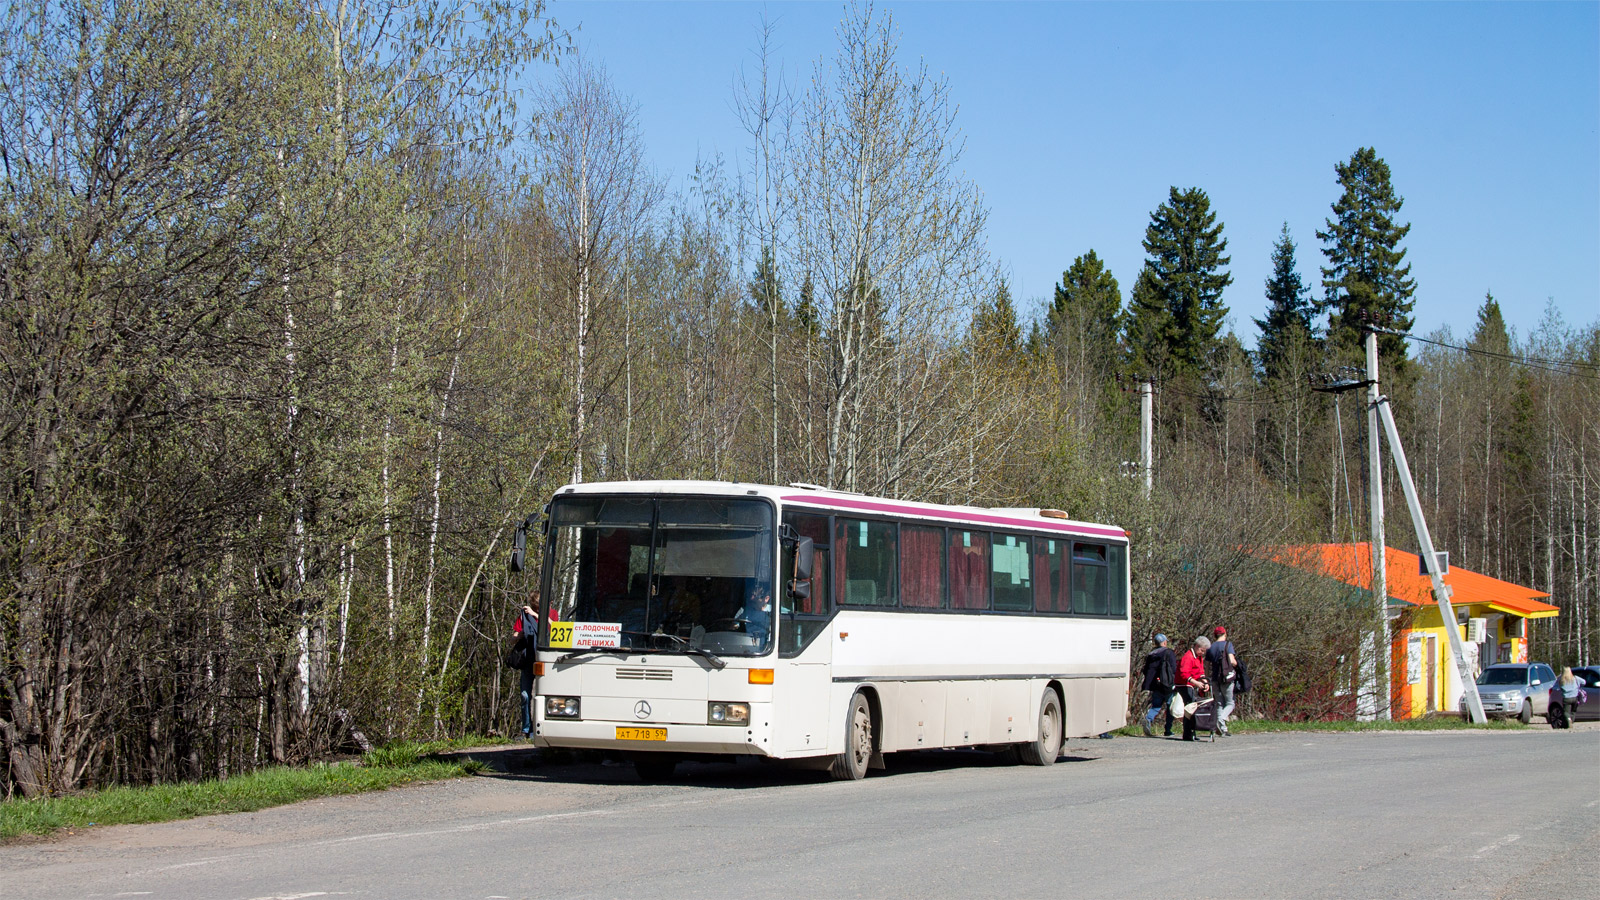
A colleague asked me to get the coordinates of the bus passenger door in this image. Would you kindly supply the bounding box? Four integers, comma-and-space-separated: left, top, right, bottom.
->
774, 513, 833, 755
774, 621, 833, 754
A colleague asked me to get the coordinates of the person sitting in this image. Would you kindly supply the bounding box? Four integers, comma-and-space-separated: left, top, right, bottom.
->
734, 584, 773, 643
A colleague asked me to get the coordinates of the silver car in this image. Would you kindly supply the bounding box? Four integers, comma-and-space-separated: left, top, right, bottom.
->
1461, 663, 1557, 723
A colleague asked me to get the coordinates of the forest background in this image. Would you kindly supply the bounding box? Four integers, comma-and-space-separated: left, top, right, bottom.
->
2, 0, 1595, 798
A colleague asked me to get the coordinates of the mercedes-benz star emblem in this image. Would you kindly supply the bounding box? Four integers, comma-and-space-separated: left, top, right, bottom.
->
633, 700, 651, 719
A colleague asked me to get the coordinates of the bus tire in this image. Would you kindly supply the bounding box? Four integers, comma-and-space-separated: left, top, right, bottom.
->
829, 692, 873, 781
633, 754, 679, 782
1018, 690, 1062, 766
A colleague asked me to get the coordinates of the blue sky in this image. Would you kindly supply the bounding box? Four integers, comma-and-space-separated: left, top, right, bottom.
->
541, 1, 1599, 347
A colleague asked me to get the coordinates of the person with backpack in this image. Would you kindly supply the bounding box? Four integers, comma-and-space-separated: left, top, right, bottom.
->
1206, 625, 1239, 737
511, 594, 543, 739
1140, 634, 1178, 737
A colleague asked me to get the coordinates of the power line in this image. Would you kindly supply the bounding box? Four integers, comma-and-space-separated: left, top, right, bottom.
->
1395, 331, 1600, 380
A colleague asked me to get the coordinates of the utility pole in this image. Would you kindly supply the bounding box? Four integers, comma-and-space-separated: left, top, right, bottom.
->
1373, 386, 1487, 724
1365, 329, 1390, 720
1140, 379, 1153, 499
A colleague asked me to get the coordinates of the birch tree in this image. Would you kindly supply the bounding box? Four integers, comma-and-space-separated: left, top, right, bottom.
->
790, 2, 988, 492
535, 57, 658, 485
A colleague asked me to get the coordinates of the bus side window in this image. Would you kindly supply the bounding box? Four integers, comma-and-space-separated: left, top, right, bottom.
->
991, 534, 1032, 611
781, 513, 832, 657
949, 530, 990, 610
1072, 542, 1109, 615
1034, 538, 1068, 613
900, 524, 946, 609
1107, 544, 1128, 617
836, 518, 897, 607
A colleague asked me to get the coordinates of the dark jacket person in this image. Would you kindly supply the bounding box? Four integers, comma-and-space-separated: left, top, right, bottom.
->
1140, 635, 1178, 737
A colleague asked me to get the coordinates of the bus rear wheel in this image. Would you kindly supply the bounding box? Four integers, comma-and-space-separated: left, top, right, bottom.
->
829, 692, 873, 781
1018, 690, 1062, 766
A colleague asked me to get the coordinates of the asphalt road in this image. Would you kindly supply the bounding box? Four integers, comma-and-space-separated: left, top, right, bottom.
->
4, 725, 1597, 900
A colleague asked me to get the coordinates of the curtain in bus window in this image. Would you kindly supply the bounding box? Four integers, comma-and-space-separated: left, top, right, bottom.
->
1034, 538, 1069, 612
948, 530, 990, 610
589, 528, 648, 620
991, 534, 1033, 611
783, 513, 832, 617
835, 518, 897, 606
900, 525, 945, 608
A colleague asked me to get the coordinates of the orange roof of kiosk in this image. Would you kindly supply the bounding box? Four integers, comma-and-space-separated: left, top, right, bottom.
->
1254, 543, 1559, 620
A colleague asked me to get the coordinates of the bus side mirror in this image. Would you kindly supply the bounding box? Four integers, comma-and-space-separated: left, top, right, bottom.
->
509, 519, 529, 573
788, 537, 814, 604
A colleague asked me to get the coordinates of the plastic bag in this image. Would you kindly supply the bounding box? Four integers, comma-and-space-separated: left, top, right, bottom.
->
1168, 691, 1185, 720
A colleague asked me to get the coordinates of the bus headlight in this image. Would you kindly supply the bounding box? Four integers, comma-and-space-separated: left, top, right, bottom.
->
707, 702, 750, 725
545, 696, 581, 718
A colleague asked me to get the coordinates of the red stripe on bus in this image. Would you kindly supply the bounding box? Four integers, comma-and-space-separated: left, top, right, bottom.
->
779, 494, 1128, 539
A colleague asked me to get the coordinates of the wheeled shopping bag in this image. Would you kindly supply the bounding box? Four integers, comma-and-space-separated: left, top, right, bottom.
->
1196, 698, 1216, 739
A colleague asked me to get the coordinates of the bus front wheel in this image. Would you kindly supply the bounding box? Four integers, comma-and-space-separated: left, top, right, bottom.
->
1018, 690, 1062, 766
829, 692, 873, 781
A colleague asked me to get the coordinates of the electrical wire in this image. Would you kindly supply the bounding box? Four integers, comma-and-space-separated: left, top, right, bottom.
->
1121, 326, 1600, 407
1397, 331, 1600, 380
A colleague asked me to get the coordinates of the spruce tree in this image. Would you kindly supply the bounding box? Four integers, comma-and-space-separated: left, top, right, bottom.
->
1131, 186, 1232, 380
1469, 292, 1510, 357
1318, 147, 1415, 364
973, 278, 1023, 358
794, 272, 819, 337
748, 243, 783, 321
1048, 250, 1122, 349
1255, 223, 1317, 381
1122, 264, 1172, 378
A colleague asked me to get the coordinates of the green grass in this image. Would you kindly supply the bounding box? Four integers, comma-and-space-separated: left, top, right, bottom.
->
1, 738, 498, 841
1226, 716, 1528, 733
1112, 715, 1528, 738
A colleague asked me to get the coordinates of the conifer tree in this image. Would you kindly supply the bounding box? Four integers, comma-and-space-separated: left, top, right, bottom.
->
1469, 293, 1510, 357
1123, 264, 1172, 379
794, 272, 819, 336
1318, 147, 1415, 364
1048, 250, 1122, 349
1255, 223, 1317, 381
973, 279, 1023, 358
1129, 187, 1233, 381
748, 244, 783, 322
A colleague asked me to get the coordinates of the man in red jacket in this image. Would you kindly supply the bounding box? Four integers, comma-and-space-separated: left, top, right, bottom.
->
512, 594, 545, 739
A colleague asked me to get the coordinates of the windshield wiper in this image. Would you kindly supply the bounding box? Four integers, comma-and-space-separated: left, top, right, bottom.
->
650, 630, 726, 670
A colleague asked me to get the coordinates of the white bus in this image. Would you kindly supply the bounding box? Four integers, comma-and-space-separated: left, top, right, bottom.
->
514, 480, 1131, 781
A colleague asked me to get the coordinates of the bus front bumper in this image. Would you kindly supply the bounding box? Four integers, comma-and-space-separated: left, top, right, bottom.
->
533, 718, 774, 756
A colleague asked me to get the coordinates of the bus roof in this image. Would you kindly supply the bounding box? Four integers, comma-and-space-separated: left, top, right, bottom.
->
554, 480, 1128, 541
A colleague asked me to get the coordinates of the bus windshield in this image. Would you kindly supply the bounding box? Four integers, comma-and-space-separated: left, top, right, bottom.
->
544, 496, 775, 656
